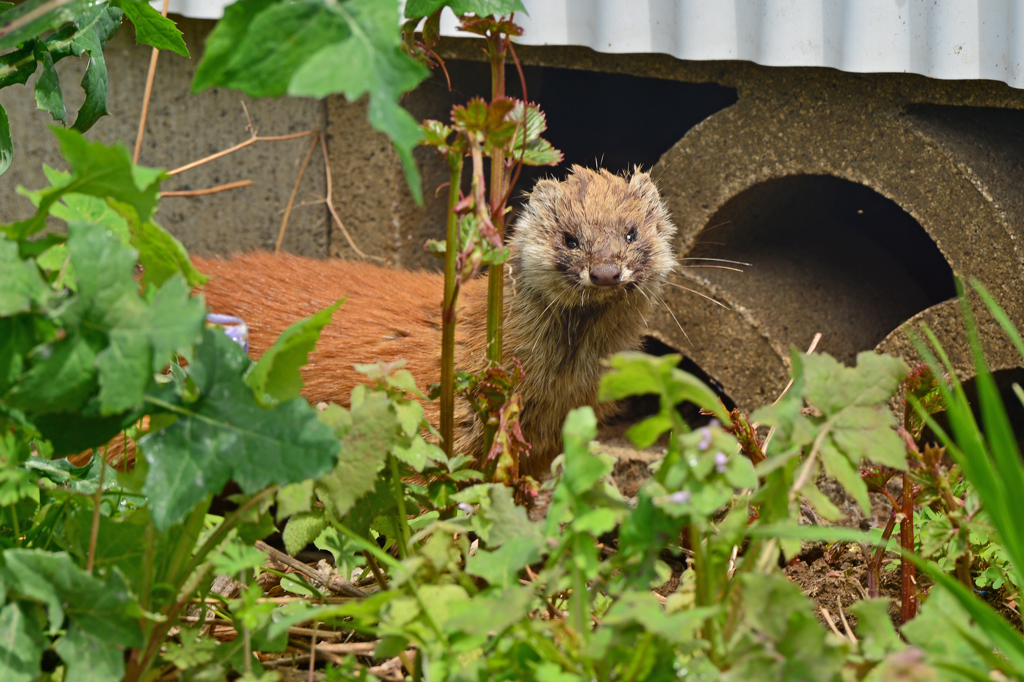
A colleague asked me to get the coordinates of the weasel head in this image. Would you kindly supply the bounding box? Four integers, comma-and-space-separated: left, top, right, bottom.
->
509, 166, 677, 309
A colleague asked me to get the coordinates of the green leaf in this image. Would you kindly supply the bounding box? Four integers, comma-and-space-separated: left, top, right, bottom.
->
140, 329, 340, 529
0, 602, 44, 682
288, 0, 429, 203
2, 128, 165, 240
32, 43, 66, 124
54, 624, 125, 682
820, 441, 871, 514
803, 351, 908, 417
282, 508, 327, 555
848, 599, 903, 661
0, 45, 37, 89
6, 331, 103, 415
0, 0, 96, 50
114, 0, 188, 56
0, 104, 12, 176
0, 317, 34, 395
191, 0, 276, 91
0, 236, 54, 316
464, 536, 542, 589
69, 6, 122, 133
245, 298, 344, 404
129, 219, 208, 288
199, 0, 351, 97
315, 395, 394, 518
276, 479, 314, 520
2, 550, 142, 645
403, 0, 526, 18
96, 275, 206, 414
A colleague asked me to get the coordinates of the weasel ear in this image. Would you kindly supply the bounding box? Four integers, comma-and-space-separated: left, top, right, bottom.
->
628, 169, 659, 199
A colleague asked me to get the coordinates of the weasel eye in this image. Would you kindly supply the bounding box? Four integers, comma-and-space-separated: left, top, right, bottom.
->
625, 226, 638, 244
564, 233, 579, 250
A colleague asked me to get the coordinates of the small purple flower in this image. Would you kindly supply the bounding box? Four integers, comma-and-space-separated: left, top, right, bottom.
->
708, 419, 721, 428
697, 427, 712, 451
206, 314, 249, 353
667, 490, 691, 505
457, 502, 474, 514
714, 451, 728, 473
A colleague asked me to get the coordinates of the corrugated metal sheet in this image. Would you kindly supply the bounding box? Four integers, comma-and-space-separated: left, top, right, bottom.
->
156, 0, 1024, 89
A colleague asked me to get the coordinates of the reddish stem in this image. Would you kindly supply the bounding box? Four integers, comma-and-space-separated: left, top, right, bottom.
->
900, 472, 917, 622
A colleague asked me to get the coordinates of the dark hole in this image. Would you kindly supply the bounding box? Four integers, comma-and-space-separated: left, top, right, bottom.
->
686, 175, 957, 364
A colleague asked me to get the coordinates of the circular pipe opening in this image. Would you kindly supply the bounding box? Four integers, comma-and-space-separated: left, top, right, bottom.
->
685, 175, 956, 364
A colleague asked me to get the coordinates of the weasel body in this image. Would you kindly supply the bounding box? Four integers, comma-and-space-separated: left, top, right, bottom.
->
195, 167, 677, 477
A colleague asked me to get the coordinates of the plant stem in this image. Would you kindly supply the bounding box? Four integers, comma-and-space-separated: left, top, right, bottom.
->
389, 455, 412, 559
869, 510, 899, 598
484, 30, 507, 366
440, 153, 464, 458
86, 453, 107, 574
900, 472, 917, 622
691, 524, 720, 665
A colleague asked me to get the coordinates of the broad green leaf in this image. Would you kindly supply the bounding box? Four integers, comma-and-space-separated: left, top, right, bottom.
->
96, 275, 206, 414
315, 395, 394, 518
828, 405, 906, 470
200, 0, 351, 97
403, 0, 526, 18
32, 407, 143, 457
0, 0, 96, 50
0, 103, 11, 176
848, 599, 903, 661
245, 298, 344, 403
191, 0, 277, 91
602, 591, 713, 645
464, 537, 541, 588
54, 624, 125, 682
129, 219, 208, 288
288, 0, 429, 203
820, 440, 871, 514
114, 0, 188, 56
803, 351, 908, 417
140, 329, 340, 529
0, 602, 44, 682
5, 331, 103, 414
446, 586, 533, 636
32, 43, 65, 124
69, 7, 122, 133
276, 479, 314, 520
2, 550, 142, 645
0, 237, 53, 315
2, 128, 165, 240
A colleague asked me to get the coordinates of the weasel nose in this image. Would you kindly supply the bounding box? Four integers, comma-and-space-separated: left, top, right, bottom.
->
590, 264, 622, 286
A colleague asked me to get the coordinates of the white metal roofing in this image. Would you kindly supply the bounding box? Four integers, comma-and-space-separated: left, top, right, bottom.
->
156, 0, 1024, 89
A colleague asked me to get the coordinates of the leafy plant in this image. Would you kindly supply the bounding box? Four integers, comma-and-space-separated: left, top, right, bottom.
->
0, 0, 188, 175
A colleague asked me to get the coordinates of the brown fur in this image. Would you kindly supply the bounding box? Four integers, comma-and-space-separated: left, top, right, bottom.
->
194, 166, 676, 477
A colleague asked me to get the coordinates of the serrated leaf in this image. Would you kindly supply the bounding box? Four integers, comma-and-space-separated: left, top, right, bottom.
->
140, 329, 340, 529
32, 43, 65, 124
114, 0, 188, 56
276, 479, 314, 520
848, 599, 904, 661
0, 0, 96, 50
0, 602, 44, 682
315, 394, 395, 518
288, 0, 428, 203
96, 275, 206, 414
829, 405, 906, 470
465, 536, 541, 588
0, 103, 12, 176
0, 236, 54, 315
0, 45, 36, 90
54, 624, 125, 682
2, 128, 165, 240
624, 413, 671, 448
391, 434, 437, 472
245, 298, 344, 404
69, 6, 122, 133
6, 331, 103, 414
804, 351, 908, 417
191, 0, 276, 91
821, 440, 871, 514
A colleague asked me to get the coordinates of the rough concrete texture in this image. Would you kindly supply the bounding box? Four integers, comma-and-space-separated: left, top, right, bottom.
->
0, 17, 328, 257
433, 41, 1024, 410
